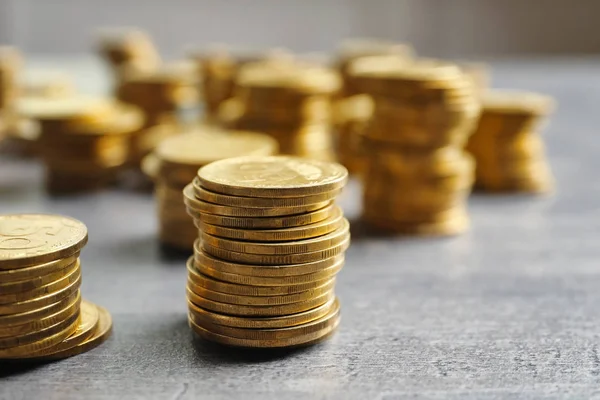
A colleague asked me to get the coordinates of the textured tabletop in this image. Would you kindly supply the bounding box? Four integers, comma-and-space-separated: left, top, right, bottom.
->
1, 58, 600, 399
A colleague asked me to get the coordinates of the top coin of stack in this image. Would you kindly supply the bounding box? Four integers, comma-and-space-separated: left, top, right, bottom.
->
349, 57, 479, 235
184, 156, 349, 348
0, 214, 112, 360
142, 125, 278, 250
466, 90, 555, 193
17, 95, 144, 193
222, 59, 341, 161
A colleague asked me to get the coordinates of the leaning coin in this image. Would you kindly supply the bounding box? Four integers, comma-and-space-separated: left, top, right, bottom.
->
0, 254, 79, 284
199, 237, 350, 265
186, 287, 334, 317
187, 296, 337, 329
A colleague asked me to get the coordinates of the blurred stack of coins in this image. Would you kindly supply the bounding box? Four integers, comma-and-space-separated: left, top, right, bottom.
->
335, 41, 413, 175
0, 214, 112, 360
183, 156, 349, 348
116, 62, 198, 167
17, 96, 144, 194
466, 90, 555, 193
221, 59, 341, 161
141, 126, 278, 250
0, 47, 22, 148
350, 57, 480, 235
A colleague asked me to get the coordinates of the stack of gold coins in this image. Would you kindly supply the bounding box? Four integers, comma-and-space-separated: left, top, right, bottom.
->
116, 62, 198, 166
183, 156, 349, 348
0, 47, 21, 147
142, 126, 278, 250
222, 60, 341, 161
17, 96, 144, 194
96, 28, 161, 82
350, 57, 480, 235
466, 90, 555, 193
0, 214, 112, 361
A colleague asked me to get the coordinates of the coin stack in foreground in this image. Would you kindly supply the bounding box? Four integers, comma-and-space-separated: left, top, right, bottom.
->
17, 96, 144, 194
466, 90, 555, 193
116, 62, 198, 167
0, 214, 112, 361
142, 126, 278, 250
350, 57, 480, 235
183, 156, 349, 348
222, 60, 341, 161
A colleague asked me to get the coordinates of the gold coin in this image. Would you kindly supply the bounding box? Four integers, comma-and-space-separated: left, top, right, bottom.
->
0, 291, 80, 337
198, 206, 344, 242
184, 184, 331, 217
0, 274, 81, 315
200, 219, 349, 255
0, 262, 80, 304
0, 258, 78, 294
197, 156, 348, 198
194, 202, 336, 229
0, 214, 88, 269
193, 180, 341, 208
0, 254, 79, 284
364, 206, 469, 236
25, 303, 112, 360
0, 299, 79, 349
0, 290, 80, 328
188, 276, 335, 306
189, 311, 340, 348
194, 248, 344, 277
198, 236, 350, 265
187, 286, 334, 317
0, 311, 79, 357
190, 297, 340, 340
187, 296, 337, 329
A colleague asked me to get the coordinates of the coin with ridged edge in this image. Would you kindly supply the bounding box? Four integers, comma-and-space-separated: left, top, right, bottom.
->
197, 156, 348, 198
0, 214, 88, 269
0, 275, 81, 314
187, 296, 337, 329
0, 254, 79, 284
0, 290, 80, 328
197, 206, 344, 242
0, 258, 78, 294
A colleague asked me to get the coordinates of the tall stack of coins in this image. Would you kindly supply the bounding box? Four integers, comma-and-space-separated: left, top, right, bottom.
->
17, 96, 144, 193
0, 214, 112, 360
116, 62, 198, 166
183, 156, 349, 348
223, 60, 341, 161
142, 127, 278, 250
350, 57, 479, 235
466, 90, 555, 193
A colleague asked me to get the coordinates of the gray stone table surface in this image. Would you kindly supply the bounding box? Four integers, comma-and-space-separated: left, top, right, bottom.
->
1, 58, 600, 399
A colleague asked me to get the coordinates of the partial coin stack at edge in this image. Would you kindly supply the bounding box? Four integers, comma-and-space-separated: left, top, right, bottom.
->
0, 214, 112, 361
183, 156, 349, 348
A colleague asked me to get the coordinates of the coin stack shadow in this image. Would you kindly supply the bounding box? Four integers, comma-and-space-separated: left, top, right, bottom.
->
466, 90, 555, 193
115, 62, 197, 168
220, 59, 341, 161
183, 156, 349, 348
350, 57, 480, 235
18, 96, 144, 194
142, 127, 278, 251
0, 214, 112, 361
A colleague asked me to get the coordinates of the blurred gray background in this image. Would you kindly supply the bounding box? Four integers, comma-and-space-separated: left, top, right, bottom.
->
0, 0, 597, 58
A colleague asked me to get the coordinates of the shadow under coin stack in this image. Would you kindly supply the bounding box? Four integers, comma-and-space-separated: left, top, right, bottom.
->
466, 90, 555, 193
223, 60, 341, 161
17, 96, 144, 194
116, 63, 198, 167
141, 127, 278, 250
350, 58, 480, 235
183, 156, 349, 348
0, 214, 112, 360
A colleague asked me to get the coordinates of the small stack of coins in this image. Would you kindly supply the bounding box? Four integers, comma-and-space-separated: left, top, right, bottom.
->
350, 57, 480, 235
142, 126, 278, 250
0, 214, 112, 360
17, 96, 144, 193
116, 62, 198, 166
0, 47, 22, 146
466, 90, 555, 193
183, 156, 349, 348
223, 59, 341, 161
96, 28, 161, 82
